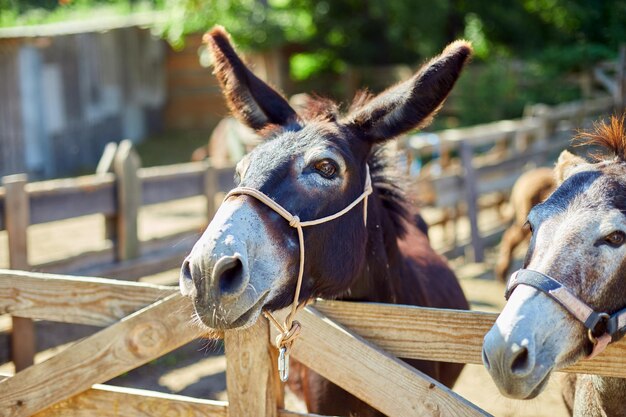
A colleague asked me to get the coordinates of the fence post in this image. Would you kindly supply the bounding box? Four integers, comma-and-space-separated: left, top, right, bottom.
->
113, 140, 141, 262
224, 318, 281, 417
96, 142, 119, 241
3, 174, 36, 371
204, 160, 219, 222
459, 141, 484, 263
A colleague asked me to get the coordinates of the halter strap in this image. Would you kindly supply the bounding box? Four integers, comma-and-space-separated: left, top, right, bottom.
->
506, 269, 626, 359
224, 165, 373, 380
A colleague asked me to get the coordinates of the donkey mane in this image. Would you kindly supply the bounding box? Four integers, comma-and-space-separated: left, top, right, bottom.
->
576, 114, 626, 162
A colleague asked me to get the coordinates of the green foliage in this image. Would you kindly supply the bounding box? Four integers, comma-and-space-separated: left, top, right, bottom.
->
3, 0, 625, 126
157, 0, 315, 50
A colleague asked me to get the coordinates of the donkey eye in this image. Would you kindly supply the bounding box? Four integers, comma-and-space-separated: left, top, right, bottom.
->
604, 231, 626, 247
314, 159, 338, 179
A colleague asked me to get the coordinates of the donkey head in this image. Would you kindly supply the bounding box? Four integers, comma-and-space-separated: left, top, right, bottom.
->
180, 26, 471, 330
483, 117, 626, 399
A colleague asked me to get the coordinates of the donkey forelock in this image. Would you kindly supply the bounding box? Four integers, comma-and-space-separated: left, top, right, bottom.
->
575, 114, 626, 162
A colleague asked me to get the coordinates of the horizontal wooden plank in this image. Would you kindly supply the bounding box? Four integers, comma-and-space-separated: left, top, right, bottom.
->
272, 306, 490, 417
33, 384, 229, 417
36, 229, 198, 276
140, 163, 235, 206
314, 300, 626, 379
0, 162, 234, 230
593, 68, 618, 97
75, 239, 193, 281
35, 245, 116, 274
140, 163, 206, 205
0, 269, 176, 326
0, 295, 205, 417
28, 174, 116, 224
0, 375, 324, 417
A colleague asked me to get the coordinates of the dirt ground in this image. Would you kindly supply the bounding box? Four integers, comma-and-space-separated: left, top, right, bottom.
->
0, 198, 571, 417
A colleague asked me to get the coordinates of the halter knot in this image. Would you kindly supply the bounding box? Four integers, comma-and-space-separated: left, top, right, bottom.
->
276, 320, 301, 349
289, 216, 301, 228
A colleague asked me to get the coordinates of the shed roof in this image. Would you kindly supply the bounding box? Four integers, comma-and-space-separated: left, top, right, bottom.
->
0, 11, 165, 39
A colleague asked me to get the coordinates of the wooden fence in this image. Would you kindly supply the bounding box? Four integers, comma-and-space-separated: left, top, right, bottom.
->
398, 50, 625, 262
2, 269, 626, 417
0, 140, 236, 370
400, 94, 618, 262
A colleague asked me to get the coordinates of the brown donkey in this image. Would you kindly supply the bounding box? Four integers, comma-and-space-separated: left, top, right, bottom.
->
483, 116, 626, 416
495, 166, 556, 282
180, 26, 471, 416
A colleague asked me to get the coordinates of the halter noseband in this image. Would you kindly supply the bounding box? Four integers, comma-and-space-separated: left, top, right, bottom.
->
224, 165, 373, 381
506, 269, 626, 359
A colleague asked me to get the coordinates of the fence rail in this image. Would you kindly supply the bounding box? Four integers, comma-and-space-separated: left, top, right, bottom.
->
3, 270, 626, 416
400, 94, 617, 261
0, 140, 236, 370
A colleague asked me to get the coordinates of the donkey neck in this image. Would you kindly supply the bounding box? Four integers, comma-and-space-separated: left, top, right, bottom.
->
341, 196, 405, 303
574, 375, 626, 417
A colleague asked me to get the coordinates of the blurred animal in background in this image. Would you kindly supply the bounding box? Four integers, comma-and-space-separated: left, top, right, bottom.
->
495, 166, 556, 282
191, 117, 260, 166
191, 93, 313, 166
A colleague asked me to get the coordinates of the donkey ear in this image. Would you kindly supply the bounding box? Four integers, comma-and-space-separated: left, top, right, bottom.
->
344, 40, 472, 143
554, 150, 588, 184
205, 26, 297, 130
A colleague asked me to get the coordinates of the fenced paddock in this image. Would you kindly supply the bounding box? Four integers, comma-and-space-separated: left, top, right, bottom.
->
401, 94, 618, 262
2, 269, 626, 417
399, 48, 625, 262
0, 140, 236, 370
1, 45, 623, 417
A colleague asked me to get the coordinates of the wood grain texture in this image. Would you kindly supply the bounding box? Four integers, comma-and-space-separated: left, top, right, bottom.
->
0, 376, 325, 417
3, 174, 35, 371
314, 300, 626, 379
113, 140, 141, 261
0, 294, 205, 417
32, 384, 228, 417
225, 318, 279, 417
272, 306, 491, 417
0, 269, 176, 326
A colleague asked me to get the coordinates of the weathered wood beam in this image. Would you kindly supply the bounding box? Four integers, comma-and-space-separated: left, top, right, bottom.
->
0, 270, 176, 326
314, 300, 626, 379
0, 375, 325, 417
0, 294, 205, 417
271, 306, 491, 417
3, 175, 35, 371
225, 318, 281, 417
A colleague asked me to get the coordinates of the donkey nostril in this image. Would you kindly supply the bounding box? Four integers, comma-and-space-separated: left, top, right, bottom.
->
213, 256, 245, 296
510, 346, 530, 375
181, 259, 193, 282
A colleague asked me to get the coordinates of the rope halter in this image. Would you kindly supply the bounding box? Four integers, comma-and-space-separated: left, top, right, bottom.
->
506, 269, 626, 360
224, 165, 373, 381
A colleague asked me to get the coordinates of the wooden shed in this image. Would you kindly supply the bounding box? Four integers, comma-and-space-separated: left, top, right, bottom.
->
0, 14, 167, 179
